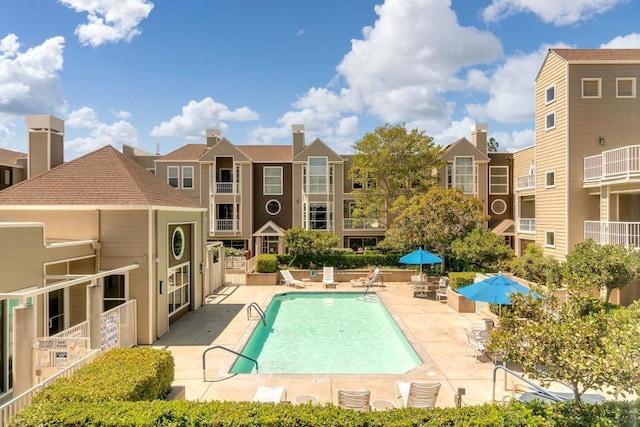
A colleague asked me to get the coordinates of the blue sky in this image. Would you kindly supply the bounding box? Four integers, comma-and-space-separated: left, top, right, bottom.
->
1, 0, 640, 158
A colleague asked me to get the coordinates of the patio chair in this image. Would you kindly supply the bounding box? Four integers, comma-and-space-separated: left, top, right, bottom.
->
395, 382, 441, 408
350, 268, 382, 288
280, 270, 309, 288
464, 329, 490, 361
435, 277, 449, 302
322, 267, 337, 289
336, 389, 371, 411
252, 386, 287, 403
411, 275, 435, 298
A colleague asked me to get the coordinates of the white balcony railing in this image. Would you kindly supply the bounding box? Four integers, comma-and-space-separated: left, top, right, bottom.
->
214, 182, 235, 194
518, 218, 536, 234
215, 219, 240, 232
584, 145, 640, 182
343, 218, 385, 230
584, 221, 640, 247
515, 174, 536, 191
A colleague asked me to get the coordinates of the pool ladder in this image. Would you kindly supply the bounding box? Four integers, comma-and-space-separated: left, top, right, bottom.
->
202, 345, 259, 380
247, 302, 266, 326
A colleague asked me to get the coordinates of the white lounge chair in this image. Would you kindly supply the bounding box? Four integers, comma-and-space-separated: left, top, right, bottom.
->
253, 386, 287, 403
435, 277, 449, 302
350, 268, 382, 287
395, 382, 440, 408
280, 270, 309, 287
322, 267, 337, 288
336, 389, 371, 411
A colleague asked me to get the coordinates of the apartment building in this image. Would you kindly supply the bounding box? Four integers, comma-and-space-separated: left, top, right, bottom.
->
0, 148, 26, 190
513, 49, 640, 261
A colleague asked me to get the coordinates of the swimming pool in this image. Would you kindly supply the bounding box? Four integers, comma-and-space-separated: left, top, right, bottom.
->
230, 292, 421, 374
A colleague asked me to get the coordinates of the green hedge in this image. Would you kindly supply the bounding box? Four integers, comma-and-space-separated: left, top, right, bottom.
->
277, 253, 403, 270
448, 272, 477, 291
255, 254, 277, 273
10, 399, 640, 427
32, 347, 174, 405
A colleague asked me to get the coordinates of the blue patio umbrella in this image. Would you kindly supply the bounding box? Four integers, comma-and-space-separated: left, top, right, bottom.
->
399, 248, 443, 275
457, 274, 533, 305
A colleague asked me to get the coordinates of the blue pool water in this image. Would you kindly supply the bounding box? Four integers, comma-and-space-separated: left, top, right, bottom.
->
230, 292, 421, 374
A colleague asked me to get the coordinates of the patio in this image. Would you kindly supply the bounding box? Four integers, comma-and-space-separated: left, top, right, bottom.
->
154, 281, 510, 407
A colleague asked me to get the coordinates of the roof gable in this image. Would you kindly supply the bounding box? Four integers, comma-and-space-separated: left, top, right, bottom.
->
0, 146, 201, 208
293, 138, 344, 162
199, 138, 251, 162
160, 144, 207, 161
443, 137, 489, 162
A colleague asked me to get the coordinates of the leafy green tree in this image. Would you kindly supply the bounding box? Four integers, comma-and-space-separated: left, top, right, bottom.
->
382, 187, 489, 271
563, 239, 640, 303
349, 124, 445, 228
283, 227, 340, 265
509, 243, 562, 286
450, 228, 514, 271
487, 136, 499, 152
489, 294, 640, 403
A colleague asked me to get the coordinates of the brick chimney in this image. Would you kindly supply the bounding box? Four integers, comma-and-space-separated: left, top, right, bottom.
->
471, 123, 488, 155
206, 129, 222, 147
292, 124, 305, 157
25, 115, 64, 178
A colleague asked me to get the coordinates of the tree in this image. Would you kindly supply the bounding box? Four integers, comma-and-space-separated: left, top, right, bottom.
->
450, 228, 514, 271
509, 243, 563, 287
563, 239, 640, 303
349, 124, 445, 229
283, 227, 340, 265
487, 136, 499, 152
488, 294, 640, 403
382, 187, 489, 271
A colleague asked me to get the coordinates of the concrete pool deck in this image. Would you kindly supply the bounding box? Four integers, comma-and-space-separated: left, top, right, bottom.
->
153, 281, 512, 408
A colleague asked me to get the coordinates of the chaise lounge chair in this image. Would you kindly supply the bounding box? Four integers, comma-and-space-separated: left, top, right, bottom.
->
350, 268, 382, 288
280, 270, 310, 288
322, 266, 338, 289
253, 386, 287, 403
395, 382, 440, 408
336, 389, 371, 411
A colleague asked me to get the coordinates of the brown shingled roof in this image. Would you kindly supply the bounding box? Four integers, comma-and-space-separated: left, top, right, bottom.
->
236, 145, 292, 162
551, 48, 640, 61
0, 146, 201, 208
159, 144, 207, 161
0, 148, 26, 167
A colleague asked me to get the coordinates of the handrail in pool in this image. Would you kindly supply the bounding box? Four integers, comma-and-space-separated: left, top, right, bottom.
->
247, 302, 267, 326
202, 346, 259, 380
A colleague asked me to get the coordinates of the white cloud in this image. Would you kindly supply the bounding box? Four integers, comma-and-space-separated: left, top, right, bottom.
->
0, 34, 65, 115
66, 119, 139, 157
66, 106, 100, 128
296, 29, 305, 37
465, 44, 570, 124
336, 116, 359, 136
482, 0, 628, 25
110, 109, 132, 120
600, 33, 640, 48
58, 0, 154, 47
0, 121, 16, 148
151, 97, 259, 138
491, 128, 535, 152
433, 116, 478, 147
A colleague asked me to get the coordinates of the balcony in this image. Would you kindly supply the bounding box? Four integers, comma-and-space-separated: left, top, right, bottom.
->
517, 218, 536, 234
213, 182, 236, 194
343, 218, 385, 230
214, 219, 240, 233
584, 221, 640, 247
584, 145, 640, 185
515, 174, 535, 191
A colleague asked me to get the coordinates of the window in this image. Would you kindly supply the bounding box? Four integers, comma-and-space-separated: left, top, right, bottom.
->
489, 166, 509, 195
491, 199, 507, 215
545, 231, 556, 248
308, 157, 327, 194
617, 78, 636, 98
168, 263, 190, 315
104, 275, 126, 311
582, 78, 601, 98
263, 167, 283, 195
545, 84, 555, 104
303, 202, 333, 230
182, 166, 193, 189
545, 170, 556, 188
265, 199, 281, 215
544, 112, 555, 131
453, 157, 474, 194
172, 227, 185, 260
167, 166, 179, 188
446, 164, 452, 188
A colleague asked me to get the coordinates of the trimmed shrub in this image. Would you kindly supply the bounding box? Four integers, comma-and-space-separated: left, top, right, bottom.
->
32, 347, 174, 404
277, 253, 403, 270
448, 272, 477, 291
255, 254, 277, 273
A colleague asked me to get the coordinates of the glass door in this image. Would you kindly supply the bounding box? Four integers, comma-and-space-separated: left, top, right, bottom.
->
48, 289, 65, 336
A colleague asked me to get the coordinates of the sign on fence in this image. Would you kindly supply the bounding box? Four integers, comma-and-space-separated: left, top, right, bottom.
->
101, 311, 119, 351
35, 337, 89, 369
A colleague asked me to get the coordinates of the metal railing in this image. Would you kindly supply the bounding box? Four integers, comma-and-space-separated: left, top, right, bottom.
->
515, 174, 535, 191
246, 302, 266, 327
51, 320, 88, 338
215, 219, 239, 232
214, 182, 235, 194
343, 218, 385, 230
517, 218, 536, 234
102, 300, 137, 349
584, 145, 640, 182
0, 350, 100, 426
202, 346, 258, 380
584, 221, 640, 247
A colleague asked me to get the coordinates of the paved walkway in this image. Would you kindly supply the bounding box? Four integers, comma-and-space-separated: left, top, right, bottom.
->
153, 282, 510, 408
